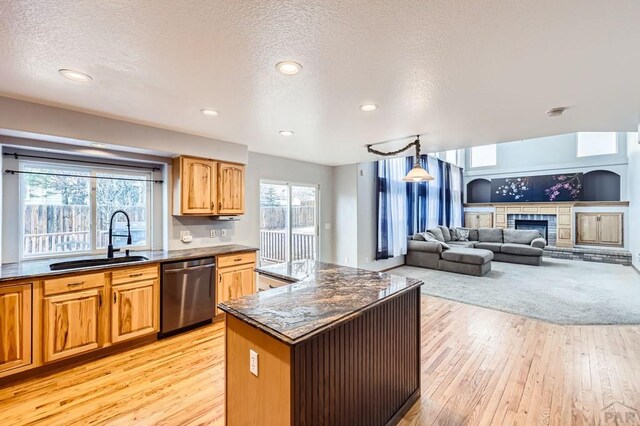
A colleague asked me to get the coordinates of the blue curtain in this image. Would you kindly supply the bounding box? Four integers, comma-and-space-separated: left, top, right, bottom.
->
376, 155, 464, 260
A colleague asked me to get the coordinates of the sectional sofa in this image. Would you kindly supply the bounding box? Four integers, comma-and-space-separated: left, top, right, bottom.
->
406, 226, 547, 276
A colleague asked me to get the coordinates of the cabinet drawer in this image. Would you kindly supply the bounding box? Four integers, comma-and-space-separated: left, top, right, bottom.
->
112, 265, 159, 286
217, 252, 256, 268
44, 273, 105, 296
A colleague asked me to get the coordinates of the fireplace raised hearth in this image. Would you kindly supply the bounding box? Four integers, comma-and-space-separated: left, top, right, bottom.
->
515, 219, 548, 241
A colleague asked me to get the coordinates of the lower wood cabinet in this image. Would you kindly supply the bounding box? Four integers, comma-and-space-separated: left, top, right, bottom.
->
111, 279, 158, 344
464, 212, 493, 228
216, 252, 256, 315
576, 212, 623, 246
43, 288, 103, 363
0, 283, 32, 376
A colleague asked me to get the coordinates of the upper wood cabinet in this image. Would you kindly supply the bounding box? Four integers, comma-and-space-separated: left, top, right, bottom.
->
173, 156, 245, 216
218, 162, 245, 214
576, 212, 623, 246
173, 157, 218, 215
0, 283, 32, 376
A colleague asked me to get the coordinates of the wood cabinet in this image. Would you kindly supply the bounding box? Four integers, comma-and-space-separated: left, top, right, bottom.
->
0, 283, 32, 376
173, 156, 245, 216
576, 213, 623, 246
464, 212, 493, 228
173, 156, 218, 215
216, 252, 256, 315
218, 162, 245, 214
43, 287, 103, 363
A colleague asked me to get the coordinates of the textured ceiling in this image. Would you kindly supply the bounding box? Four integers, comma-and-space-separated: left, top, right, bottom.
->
1, 1, 639, 165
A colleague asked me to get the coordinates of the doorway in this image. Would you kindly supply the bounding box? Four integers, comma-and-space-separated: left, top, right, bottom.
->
259, 181, 319, 264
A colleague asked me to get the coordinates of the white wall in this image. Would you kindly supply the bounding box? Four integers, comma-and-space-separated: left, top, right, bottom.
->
333, 164, 358, 267
627, 129, 640, 269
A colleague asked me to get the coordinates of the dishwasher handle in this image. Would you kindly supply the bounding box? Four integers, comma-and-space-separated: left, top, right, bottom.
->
163, 263, 216, 274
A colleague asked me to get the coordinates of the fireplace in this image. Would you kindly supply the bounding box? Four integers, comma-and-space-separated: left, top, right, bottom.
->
515, 219, 548, 241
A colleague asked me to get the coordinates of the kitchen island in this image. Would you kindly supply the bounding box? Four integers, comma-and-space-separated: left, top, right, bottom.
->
218, 260, 423, 426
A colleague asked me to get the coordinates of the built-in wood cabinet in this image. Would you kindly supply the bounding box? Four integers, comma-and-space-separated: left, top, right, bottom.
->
173, 156, 245, 216
218, 162, 245, 214
111, 266, 159, 344
464, 212, 493, 228
216, 252, 256, 315
576, 213, 623, 246
0, 283, 32, 376
173, 156, 218, 215
43, 287, 103, 363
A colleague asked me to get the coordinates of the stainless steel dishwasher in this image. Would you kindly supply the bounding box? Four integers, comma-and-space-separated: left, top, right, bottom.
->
160, 257, 215, 337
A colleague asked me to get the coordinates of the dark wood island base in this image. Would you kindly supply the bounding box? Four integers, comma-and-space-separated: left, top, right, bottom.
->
221, 261, 423, 426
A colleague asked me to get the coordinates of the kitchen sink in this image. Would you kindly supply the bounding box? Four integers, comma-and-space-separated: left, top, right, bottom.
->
49, 256, 149, 271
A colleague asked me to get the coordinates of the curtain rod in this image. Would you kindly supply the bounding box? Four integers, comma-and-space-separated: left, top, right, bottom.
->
4, 169, 163, 184
3, 152, 163, 172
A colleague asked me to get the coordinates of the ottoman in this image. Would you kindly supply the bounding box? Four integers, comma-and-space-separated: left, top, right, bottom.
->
438, 248, 494, 277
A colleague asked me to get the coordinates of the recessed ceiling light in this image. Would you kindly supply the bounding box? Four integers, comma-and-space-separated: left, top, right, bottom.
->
200, 109, 219, 116
545, 107, 567, 117
276, 61, 303, 75
58, 69, 93, 82
279, 130, 294, 136
89, 142, 107, 148
360, 104, 378, 112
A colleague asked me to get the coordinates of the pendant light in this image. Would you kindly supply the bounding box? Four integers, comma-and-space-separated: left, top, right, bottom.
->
366, 135, 435, 182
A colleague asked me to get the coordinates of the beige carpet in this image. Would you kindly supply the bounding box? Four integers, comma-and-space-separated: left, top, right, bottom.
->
390, 258, 640, 325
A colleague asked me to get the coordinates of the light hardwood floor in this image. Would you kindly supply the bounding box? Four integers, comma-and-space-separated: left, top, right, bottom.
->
1, 295, 639, 425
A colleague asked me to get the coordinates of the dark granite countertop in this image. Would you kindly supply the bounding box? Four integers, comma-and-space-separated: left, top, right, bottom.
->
219, 260, 423, 345
0, 245, 258, 283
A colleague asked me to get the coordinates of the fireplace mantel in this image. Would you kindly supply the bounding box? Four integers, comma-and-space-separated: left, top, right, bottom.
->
464, 201, 629, 207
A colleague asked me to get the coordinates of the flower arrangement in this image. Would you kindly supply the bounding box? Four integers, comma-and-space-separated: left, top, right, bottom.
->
544, 174, 582, 201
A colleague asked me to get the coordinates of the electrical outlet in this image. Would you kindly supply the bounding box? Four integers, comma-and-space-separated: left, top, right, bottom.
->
211, 229, 220, 238
221, 229, 227, 237
249, 349, 259, 376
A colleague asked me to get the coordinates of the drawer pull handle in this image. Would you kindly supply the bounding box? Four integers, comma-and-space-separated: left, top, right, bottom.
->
67, 281, 85, 287
234, 258, 243, 262
129, 273, 143, 278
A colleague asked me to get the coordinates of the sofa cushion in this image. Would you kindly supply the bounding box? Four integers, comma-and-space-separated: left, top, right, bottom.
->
501, 243, 544, 257
474, 242, 502, 253
448, 241, 476, 248
427, 227, 445, 242
441, 248, 494, 265
438, 226, 452, 242
408, 240, 444, 254
503, 229, 541, 245
461, 228, 479, 241
478, 228, 503, 243
412, 233, 425, 241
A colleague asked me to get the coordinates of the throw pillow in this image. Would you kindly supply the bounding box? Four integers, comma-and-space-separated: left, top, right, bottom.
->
438, 226, 452, 242
454, 228, 470, 242
420, 232, 450, 250
427, 227, 445, 242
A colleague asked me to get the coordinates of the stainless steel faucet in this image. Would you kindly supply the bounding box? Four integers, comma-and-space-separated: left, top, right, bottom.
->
107, 210, 132, 258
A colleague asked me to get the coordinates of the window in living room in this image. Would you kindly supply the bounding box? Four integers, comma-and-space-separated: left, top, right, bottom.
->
470, 144, 497, 168
576, 132, 618, 157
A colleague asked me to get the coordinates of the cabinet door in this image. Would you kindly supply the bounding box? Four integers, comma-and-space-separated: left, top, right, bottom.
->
576, 214, 599, 245
181, 157, 217, 214
216, 266, 255, 315
218, 163, 245, 214
43, 288, 102, 363
598, 213, 623, 246
0, 284, 32, 375
478, 213, 493, 228
111, 280, 158, 344
464, 213, 478, 228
